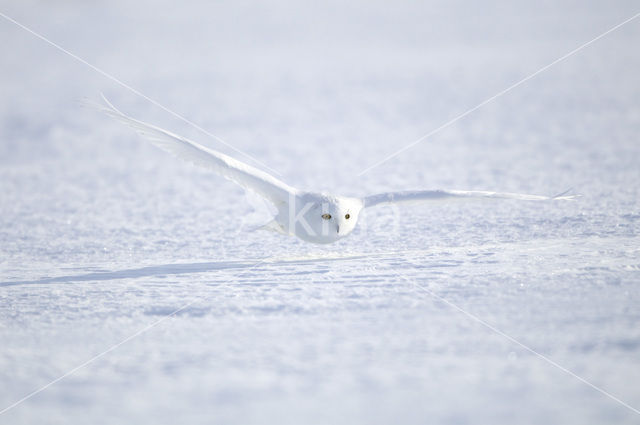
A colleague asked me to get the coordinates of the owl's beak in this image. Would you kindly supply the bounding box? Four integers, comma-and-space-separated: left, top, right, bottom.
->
336, 225, 340, 234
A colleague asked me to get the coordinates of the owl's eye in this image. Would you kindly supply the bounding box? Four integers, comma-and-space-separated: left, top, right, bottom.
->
321, 214, 332, 220
345, 214, 351, 219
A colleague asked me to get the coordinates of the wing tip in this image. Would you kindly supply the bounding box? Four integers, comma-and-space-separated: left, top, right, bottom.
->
552, 188, 581, 201
99, 93, 122, 114
78, 93, 123, 117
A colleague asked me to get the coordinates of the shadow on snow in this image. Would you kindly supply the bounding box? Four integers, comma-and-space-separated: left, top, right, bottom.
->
0, 253, 386, 287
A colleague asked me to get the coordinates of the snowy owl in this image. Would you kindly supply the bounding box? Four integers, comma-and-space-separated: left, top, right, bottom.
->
95, 97, 576, 244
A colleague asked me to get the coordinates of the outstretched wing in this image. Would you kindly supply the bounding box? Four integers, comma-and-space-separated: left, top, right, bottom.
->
363, 189, 578, 208
95, 96, 297, 205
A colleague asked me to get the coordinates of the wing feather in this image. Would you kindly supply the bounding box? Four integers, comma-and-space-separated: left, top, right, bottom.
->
96, 97, 296, 205
363, 189, 578, 208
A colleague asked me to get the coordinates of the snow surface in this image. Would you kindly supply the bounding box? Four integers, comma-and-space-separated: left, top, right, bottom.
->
1, 0, 640, 424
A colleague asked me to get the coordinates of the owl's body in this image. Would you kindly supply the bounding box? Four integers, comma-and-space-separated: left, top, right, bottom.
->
272, 192, 363, 244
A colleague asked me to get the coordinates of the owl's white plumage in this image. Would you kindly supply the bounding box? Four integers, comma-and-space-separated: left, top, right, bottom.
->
95, 97, 577, 244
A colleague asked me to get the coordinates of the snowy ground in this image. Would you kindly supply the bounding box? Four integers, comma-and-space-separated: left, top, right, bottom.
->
1, 0, 640, 424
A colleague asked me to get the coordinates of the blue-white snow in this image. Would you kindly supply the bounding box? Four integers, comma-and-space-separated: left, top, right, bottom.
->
1, 1, 639, 424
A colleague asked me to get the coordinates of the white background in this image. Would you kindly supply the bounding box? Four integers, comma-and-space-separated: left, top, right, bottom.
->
1, 1, 639, 423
